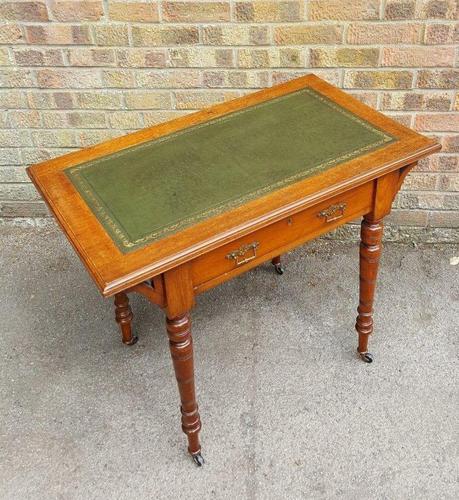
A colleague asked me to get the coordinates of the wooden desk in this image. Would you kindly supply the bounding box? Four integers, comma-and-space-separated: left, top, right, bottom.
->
28, 74, 440, 466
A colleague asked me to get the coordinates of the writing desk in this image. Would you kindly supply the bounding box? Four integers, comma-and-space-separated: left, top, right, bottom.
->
28, 74, 440, 466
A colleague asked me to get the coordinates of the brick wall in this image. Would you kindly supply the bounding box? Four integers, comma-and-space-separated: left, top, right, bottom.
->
0, 1, 458, 239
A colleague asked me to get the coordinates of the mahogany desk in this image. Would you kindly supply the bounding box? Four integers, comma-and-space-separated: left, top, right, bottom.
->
28, 74, 440, 466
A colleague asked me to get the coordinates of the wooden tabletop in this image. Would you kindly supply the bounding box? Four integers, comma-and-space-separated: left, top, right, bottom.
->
27, 74, 440, 296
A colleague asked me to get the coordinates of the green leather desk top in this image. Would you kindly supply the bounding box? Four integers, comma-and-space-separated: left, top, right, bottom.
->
65, 88, 395, 253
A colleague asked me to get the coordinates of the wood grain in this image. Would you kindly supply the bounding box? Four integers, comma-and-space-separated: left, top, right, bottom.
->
25, 75, 441, 463
355, 216, 384, 355
164, 265, 201, 457
27, 74, 441, 297
191, 181, 372, 292
114, 292, 136, 345
165, 312, 202, 456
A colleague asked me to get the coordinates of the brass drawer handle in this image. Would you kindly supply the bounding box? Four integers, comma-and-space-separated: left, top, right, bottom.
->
317, 202, 347, 223
226, 241, 259, 266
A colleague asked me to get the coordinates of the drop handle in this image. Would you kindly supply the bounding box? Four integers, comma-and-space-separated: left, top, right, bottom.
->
226, 241, 260, 266
317, 202, 347, 223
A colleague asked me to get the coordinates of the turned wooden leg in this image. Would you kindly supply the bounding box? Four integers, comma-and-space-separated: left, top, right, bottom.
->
271, 255, 284, 275
166, 312, 203, 465
114, 292, 137, 346
355, 216, 383, 363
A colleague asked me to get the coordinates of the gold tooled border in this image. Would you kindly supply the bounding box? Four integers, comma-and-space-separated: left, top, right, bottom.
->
66, 88, 395, 253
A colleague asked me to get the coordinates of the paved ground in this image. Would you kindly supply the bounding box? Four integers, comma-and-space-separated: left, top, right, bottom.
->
0, 225, 458, 500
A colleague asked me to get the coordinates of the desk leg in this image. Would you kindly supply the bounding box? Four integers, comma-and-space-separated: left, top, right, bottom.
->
166, 313, 203, 466
114, 292, 137, 345
355, 216, 383, 363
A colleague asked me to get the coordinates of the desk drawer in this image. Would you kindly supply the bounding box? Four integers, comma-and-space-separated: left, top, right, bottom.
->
191, 182, 373, 291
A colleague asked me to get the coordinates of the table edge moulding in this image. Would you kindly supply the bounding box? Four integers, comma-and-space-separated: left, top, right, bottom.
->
28, 74, 439, 297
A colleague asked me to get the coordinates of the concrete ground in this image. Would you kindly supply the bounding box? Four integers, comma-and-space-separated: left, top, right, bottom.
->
0, 225, 457, 500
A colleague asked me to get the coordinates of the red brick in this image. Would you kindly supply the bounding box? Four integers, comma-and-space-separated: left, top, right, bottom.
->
443, 193, 459, 210
76, 92, 122, 110
384, 0, 415, 19
116, 49, 166, 68
235, 1, 304, 22
175, 90, 240, 110
0, 1, 48, 21
417, 69, 459, 89
380, 91, 452, 111
272, 69, 340, 86
162, 2, 230, 22
348, 91, 379, 108
347, 23, 422, 44
344, 70, 413, 89
169, 47, 233, 68
237, 48, 303, 68
14, 48, 64, 66
49, 1, 103, 21
9, 110, 42, 128
441, 135, 459, 153
0, 167, 30, 183
124, 91, 171, 109
428, 211, 459, 228
424, 23, 458, 44
109, 2, 159, 22
67, 111, 106, 128
109, 111, 143, 129
53, 92, 74, 109
0, 130, 30, 147
0, 91, 26, 108
386, 209, 428, 227
77, 130, 120, 147
386, 113, 413, 127
437, 173, 459, 191
202, 69, 269, 88
416, 0, 458, 19
26, 92, 54, 109
0, 201, 49, 218
203, 25, 269, 45
274, 25, 343, 45
143, 110, 190, 127
0, 183, 41, 201
0, 24, 24, 44
382, 47, 455, 67
132, 26, 199, 46
67, 48, 116, 67
0, 69, 34, 87
36, 69, 102, 89
25, 25, 92, 45
102, 70, 136, 88
309, 0, 380, 20
93, 26, 129, 46
136, 70, 201, 89
415, 113, 459, 132
417, 155, 458, 171
0, 148, 22, 165
402, 172, 438, 190
310, 48, 379, 67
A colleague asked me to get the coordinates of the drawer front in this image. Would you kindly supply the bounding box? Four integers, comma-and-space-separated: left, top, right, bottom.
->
191, 182, 373, 290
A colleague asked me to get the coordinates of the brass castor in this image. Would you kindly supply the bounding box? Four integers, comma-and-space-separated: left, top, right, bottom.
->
123, 336, 138, 346
358, 350, 373, 363
192, 452, 205, 467
273, 263, 284, 275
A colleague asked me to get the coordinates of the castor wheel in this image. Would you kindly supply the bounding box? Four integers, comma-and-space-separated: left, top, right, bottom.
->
358, 350, 373, 363
123, 336, 138, 346
192, 452, 205, 467
274, 263, 284, 275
